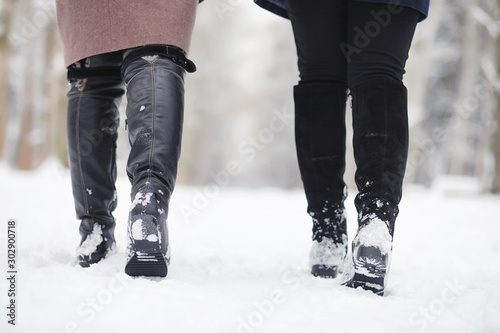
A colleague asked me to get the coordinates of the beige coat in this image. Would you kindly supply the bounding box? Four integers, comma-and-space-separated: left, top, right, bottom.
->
56, 0, 198, 67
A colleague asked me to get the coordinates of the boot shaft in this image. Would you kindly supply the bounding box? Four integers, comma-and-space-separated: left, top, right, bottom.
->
351, 77, 409, 233
293, 81, 349, 218
66, 52, 125, 223
123, 54, 186, 198
122, 54, 187, 277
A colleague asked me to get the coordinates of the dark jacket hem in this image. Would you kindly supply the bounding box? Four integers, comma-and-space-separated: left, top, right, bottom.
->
254, 0, 429, 22
254, 0, 289, 19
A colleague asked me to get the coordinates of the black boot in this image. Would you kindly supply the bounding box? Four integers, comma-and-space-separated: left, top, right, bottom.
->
345, 77, 409, 295
122, 50, 186, 277
294, 82, 349, 278
77, 218, 116, 267
66, 52, 125, 267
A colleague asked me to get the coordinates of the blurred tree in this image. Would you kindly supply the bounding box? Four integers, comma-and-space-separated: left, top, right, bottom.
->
0, 0, 66, 170
1, 0, 500, 193
0, 0, 16, 159
488, 0, 500, 193
409, 0, 500, 193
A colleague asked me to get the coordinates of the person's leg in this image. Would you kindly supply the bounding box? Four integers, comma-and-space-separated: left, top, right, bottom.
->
286, 0, 348, 84
345, 1, 419, 295
66, 51, 125, 267
285, 0, 349, 278
122, 46, 191, 277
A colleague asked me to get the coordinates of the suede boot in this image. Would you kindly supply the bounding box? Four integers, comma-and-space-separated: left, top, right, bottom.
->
345, 77, 409, 295
294, 82, 349, 278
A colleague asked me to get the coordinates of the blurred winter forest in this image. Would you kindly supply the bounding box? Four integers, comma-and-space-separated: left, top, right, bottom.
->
1, 0, 500, 193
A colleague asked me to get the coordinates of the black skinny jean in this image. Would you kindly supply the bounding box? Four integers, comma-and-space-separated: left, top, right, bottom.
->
285, 0, 420, 87
287, 0, 421, 234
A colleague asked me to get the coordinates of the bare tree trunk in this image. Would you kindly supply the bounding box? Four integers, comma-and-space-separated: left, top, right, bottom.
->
0, 49, 10, 159
3, 0, 28, 168
490, 0, 500, 193
0, 0, 17, 160
2, 0, 59, 169
449, 0, 480, 176
44, 22, 69, 167
492, 93, 500, 193
405, 0, 446, 185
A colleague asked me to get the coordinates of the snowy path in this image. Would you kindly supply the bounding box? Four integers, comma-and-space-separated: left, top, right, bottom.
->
1, 163, 499, 333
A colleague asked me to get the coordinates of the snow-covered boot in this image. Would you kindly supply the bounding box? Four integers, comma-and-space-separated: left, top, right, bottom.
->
66, 52, 125, 267
347, 208, 394, 295
294, 82, 349, 278
77, 218, 116, 267
309, 205, 348, 278
125, 183, 170, 277
345, 77, 409, 295
121, 46, 189, 277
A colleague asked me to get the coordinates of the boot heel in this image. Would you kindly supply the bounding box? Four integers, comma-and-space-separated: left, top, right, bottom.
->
125, 252, 167, 277
346, 272, 386, 296
345, 245, 390, 296
311, 265, 340, 278
125, 215, 168, 277
309, 237, 347, 279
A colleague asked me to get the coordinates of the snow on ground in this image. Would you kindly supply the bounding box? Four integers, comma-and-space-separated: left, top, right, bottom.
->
1, 161, 500, 333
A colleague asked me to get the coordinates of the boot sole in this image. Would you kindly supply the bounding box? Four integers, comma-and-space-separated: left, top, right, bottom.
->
345, 272, 385, 296
344, 245, 389, 296
125, 215, 168, 277
125, 253, 168, 277
311, 264, 339, 279
125, 239, 168, 277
